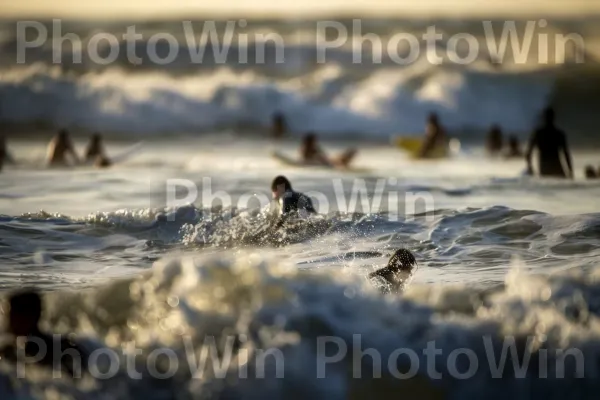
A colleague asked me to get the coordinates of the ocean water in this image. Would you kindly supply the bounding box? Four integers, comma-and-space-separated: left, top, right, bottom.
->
1, 137, 600, 398
1, 15, 600, 399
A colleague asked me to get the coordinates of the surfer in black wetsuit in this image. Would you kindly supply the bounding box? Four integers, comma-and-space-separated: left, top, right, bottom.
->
525, 107, 573, 178
368, 249, 417, 293
0, 290, 89, 377
271, 175, 316, 218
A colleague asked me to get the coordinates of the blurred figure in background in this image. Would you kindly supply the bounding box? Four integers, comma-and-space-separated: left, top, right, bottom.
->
525, 107, 573, 178
0, 135, 15, 172
486, 124, 503, 156
271, 112, 287, 139
46, 129, 79, 167
300, 132, 356, 168
504, 135, 523, 158
585, 165, 597, 179
300, 132, 329, 165
85, 132, 112, 168
418, 112, 448, 158
0, 290, 89, 376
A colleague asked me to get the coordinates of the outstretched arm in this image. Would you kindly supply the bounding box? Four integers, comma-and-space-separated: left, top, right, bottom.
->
525, 131, 537, 175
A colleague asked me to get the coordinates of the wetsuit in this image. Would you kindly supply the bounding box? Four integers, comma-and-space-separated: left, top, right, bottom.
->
279, 190, 316, 215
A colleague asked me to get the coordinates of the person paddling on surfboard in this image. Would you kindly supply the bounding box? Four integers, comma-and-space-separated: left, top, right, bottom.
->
418, 112, 448, 159
46, 129, 80, 167
300, 133, 356, 168
85, 133, 112, 168
525, 107, 573, 178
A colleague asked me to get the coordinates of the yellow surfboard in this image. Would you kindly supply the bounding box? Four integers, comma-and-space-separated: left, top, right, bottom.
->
392, 136, 458, 159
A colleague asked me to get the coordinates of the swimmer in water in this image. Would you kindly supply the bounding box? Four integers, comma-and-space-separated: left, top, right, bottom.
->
300, 132, 357, 168
585, 165, 597, 179
368, 249, 417, 293
272, 112, 287, 139
0, 290, 89, 376
486, 124, 503, 156
46, 129, 80, 167
525, 107, 573, 178
271, 175, 316, 219
504, 135, 523, 158
85, 133, 112, 168
418, 112, 448, 159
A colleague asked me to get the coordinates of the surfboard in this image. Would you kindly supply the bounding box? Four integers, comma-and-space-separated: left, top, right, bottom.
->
391, 136, 460, 159
78, 141, 144, 168
109, 141, 144, 164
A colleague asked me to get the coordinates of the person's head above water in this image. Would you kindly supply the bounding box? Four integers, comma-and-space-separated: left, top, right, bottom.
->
271, 175, 292, 200
303, 132, 317, 146
386, 248, 417, 274
368, 249, 417, 292
91, 132, 102, 144
7, 289, 42, 336
542, 106, 555, 125
427, 112, 439, 126
585, 165, 597, 179
57, 129, 70, 142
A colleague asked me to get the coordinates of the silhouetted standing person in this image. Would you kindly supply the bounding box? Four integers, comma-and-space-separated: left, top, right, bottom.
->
525, 107, 573, 178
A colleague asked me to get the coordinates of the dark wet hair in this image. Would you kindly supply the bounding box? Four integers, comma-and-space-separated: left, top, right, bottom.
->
387, 248, 417, 272
58, 129, 69, 140
9, 290, 42, 321
427, 112, 439, 125
303, 132, 317, 143
271, 175, 292, 191
543, 107, 555, 123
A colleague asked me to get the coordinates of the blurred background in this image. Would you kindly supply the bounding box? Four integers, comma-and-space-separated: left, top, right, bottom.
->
0, 0, 598, 145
